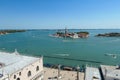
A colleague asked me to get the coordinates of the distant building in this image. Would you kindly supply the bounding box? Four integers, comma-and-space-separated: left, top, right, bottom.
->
100, 65, 120, 80
0, 51, 43, 80
51, 28, 89, 39
85, 66, 101, 80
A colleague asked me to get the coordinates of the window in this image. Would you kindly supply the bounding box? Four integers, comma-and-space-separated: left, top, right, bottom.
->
16, 78, 20, 80
36, 66, 39, 71
14, 75, 16, 79
19, 72, 21, 76
27, 71, 31, 77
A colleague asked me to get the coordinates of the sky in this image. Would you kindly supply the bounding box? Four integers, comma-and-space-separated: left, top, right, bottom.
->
0, 0, 120, 29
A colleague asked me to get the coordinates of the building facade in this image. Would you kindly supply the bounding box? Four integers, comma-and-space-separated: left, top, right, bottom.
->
0, 51, 43, 80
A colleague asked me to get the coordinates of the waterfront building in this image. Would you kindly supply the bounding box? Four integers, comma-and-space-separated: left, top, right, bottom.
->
85, 66, 101, 80
100, 65, 120, 80
0, 51, 43, 80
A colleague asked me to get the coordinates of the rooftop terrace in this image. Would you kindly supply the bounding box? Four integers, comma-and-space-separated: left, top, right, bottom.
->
85, 67, 101, 80
101, 65, 120, 80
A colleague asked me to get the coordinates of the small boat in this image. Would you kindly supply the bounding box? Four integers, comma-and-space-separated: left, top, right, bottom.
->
112, 54, 117, 59
104, 53, 117, 59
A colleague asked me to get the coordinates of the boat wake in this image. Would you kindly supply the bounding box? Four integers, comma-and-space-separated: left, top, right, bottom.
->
104, 53, 120, 59
8, 40, 17, 43
54, 54, 70, 57
107, 39, 120, 43
49, 34, 61, 38
62, 40, 78, 42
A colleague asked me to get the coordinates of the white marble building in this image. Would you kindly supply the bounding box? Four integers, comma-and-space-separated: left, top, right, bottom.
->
0, 51, 43, 80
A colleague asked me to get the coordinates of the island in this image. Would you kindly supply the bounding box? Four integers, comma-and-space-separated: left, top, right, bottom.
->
96, 32, 120, 37
51, 28, 89, 39
0, 30, 26, 35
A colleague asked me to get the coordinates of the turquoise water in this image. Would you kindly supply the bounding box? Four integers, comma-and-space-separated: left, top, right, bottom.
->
0, 29, 120, 67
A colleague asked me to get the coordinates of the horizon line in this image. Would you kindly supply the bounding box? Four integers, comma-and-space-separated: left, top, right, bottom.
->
1, 28, 120, 30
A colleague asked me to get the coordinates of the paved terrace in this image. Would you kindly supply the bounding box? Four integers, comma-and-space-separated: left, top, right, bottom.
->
43, 67, 84, 80
85, 67, 101, 80
101, 65, 120, 80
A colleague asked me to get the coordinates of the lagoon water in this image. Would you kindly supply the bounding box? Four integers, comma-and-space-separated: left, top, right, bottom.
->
0, 29, 120, 67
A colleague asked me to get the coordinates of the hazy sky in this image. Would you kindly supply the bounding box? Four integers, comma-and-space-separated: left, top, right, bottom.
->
0, 0, 120, 29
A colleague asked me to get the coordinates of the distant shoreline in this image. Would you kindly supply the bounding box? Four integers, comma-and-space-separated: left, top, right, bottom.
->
96, 32, 120, 37
0, 30, 26, 35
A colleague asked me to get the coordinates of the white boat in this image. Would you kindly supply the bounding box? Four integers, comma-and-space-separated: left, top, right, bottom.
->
104, 53, 117, 59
